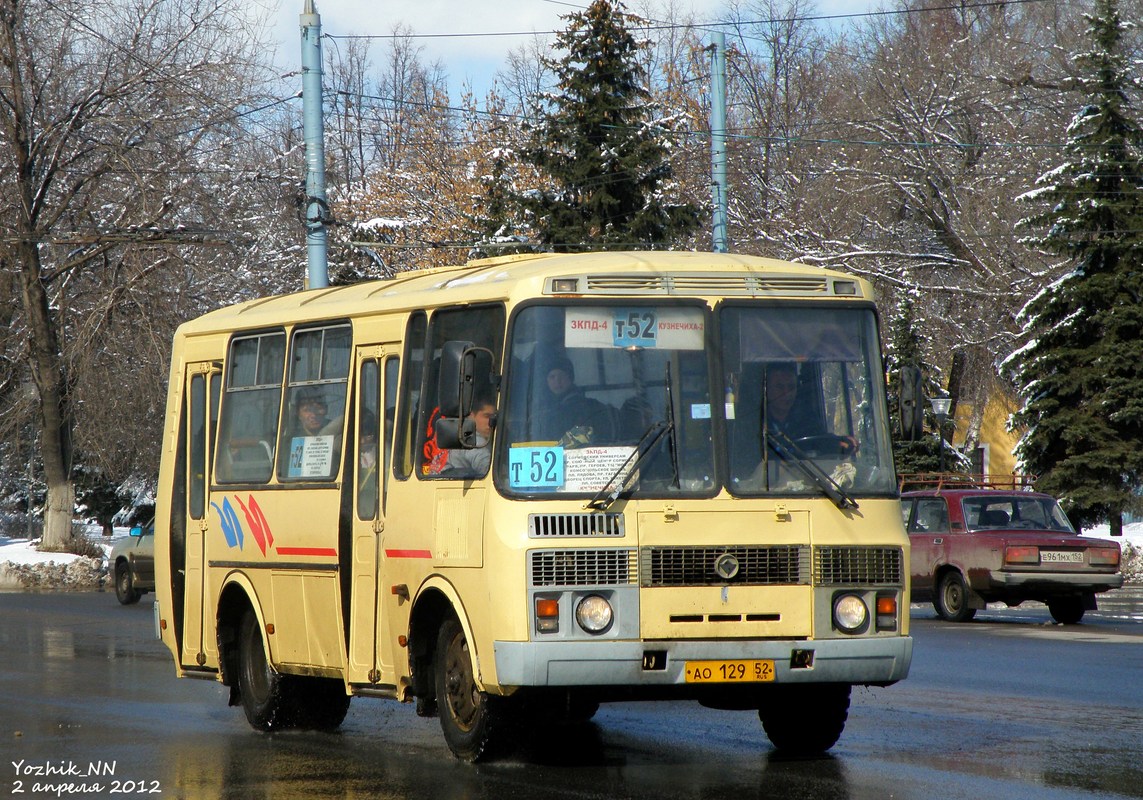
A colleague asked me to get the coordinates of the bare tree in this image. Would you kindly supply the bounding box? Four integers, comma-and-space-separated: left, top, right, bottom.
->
0, 0, 271, 549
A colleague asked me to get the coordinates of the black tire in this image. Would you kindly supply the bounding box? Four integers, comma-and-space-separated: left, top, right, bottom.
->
236, 608, 298, 731
1048, 597, 1085, 625
934, 570, 977, 622
760, 684, 850, 755
293, 677, 351, 731
435, 617, 509, 762
115, 561, 141, 605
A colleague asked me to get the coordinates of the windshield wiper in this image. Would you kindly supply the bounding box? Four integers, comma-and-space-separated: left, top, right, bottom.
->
585, 420, 672, 511
765, 427, 858, 511
664, 362, 681, 489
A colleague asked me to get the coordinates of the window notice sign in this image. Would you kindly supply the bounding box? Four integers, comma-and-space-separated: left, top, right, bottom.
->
287, 435, 334, 478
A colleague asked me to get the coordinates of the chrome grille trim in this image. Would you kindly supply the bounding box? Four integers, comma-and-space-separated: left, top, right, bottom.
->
529, 548, 638, 587
814, 546, 904, 586
639, 545, 811, 587
528, 513, 625, 538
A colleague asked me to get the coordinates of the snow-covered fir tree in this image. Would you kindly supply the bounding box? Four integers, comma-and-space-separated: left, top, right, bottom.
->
1008, 0, 1143, 534
515, 0, 702, 251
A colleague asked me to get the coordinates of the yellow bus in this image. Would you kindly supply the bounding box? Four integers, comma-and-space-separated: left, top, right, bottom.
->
154, 251, 911, 760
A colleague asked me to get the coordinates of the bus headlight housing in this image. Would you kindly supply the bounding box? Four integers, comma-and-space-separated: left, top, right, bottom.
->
575, 595, 613, 634
833, 593, 869, 634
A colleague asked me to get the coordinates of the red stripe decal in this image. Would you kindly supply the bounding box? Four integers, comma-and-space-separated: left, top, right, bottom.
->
385, 549, 433, 559
275, 547, 338, 557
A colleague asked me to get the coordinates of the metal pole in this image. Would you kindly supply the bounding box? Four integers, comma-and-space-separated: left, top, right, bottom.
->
710, 32, 728, 253
301, 0, 329, 289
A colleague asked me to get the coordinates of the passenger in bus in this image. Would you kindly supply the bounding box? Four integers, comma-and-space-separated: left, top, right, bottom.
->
295, 390, 340, 437
437, 395, 496, 477
540, 356, 615, 443
357, 415, 379, 516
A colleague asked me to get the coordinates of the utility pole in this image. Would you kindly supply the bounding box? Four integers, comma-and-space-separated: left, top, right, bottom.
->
709, 32, 729, 253
301, 0, 330, 289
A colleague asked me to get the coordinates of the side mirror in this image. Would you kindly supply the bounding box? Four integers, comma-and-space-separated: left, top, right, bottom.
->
129, 526, 143, 538
435, 415, 479, 450
438, 340, 477, 419
437, 341, 495, 420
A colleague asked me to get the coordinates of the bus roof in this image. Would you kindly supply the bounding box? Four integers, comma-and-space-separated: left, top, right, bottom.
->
176, 251, 872, 337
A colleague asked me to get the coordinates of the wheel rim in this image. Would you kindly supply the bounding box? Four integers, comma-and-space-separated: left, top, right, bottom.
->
117, 567, 130, 596
442, 629, 480, 732
942, 578, 963, 614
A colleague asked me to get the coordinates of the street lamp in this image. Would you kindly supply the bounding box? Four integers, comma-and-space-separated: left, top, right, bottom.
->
930, 397, 952, 473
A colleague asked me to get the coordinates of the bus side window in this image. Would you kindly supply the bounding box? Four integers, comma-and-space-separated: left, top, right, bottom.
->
355, 355, 399, 520
383, 357, 399, 501
216, 332, 285, 484
417, 304, 505, 478
278, 324, 351, 482
189, 374, 206, 519
357, 361, 381, 520
394, 312, 427, 480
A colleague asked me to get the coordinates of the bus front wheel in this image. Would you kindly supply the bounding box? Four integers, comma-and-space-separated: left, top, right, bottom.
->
435, 617, 509, 761
759, 684, 850, 755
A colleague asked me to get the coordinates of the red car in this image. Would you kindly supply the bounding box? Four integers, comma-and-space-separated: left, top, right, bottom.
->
901, 484, 1123, 624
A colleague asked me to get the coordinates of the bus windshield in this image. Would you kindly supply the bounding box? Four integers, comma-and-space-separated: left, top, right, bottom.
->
721, 304, 896, 498
498, 301, 895, 500
499, 303, 716, 497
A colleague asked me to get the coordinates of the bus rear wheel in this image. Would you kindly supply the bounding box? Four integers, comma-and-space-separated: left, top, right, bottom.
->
293, 677, 351, 731
237, 608, 297, 730
435, 617, 509, 761
759, 684, 850, 755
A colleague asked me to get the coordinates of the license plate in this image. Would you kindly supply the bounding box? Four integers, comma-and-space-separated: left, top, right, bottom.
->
684, 659, 775, 683
1041, 550, 1083, 563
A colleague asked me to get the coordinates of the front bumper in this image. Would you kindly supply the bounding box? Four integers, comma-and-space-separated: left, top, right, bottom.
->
493, 635, 912, 687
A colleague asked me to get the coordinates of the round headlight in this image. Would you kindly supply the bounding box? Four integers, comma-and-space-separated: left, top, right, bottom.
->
833, 594, 868, 634
575, 595, 613, 633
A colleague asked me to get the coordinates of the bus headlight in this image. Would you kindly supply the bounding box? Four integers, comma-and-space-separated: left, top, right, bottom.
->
575, 595, 613, 634
833, 594, 868, 634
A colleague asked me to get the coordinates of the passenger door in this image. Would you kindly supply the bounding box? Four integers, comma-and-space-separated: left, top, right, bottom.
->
181, 362, 220, 669
907, 497, 952, 601
347, 347, 400, 686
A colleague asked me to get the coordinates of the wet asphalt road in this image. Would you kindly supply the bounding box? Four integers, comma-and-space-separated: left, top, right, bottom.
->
2, 589, 1142, 800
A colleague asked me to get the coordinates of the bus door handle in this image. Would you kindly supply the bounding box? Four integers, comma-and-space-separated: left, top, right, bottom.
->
933, 537, 943, 545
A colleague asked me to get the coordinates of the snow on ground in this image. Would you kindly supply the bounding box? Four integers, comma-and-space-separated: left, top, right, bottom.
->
0, 525, 121, 590
1, 522, 1140, 590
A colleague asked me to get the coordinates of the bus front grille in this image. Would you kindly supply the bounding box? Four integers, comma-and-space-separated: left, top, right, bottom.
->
639, 545, 811, 587
529, 548, 638, 586
528, 513, 624, 538
814, 546, 904, 586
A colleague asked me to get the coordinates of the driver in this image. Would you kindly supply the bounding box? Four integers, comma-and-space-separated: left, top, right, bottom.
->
764, 363, 819, 439
763, 362, 856, 458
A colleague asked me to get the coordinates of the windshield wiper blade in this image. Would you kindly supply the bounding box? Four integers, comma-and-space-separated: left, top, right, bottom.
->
766, 428, 858, 511
664, 362, 681, 489
585, 420, 671, 511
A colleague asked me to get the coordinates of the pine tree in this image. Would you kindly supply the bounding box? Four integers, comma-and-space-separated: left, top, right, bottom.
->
1008, 0, 1143, 533
517, 0, 702, 251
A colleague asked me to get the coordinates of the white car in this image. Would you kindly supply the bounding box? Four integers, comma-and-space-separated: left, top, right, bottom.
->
109, 521, 154, 605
